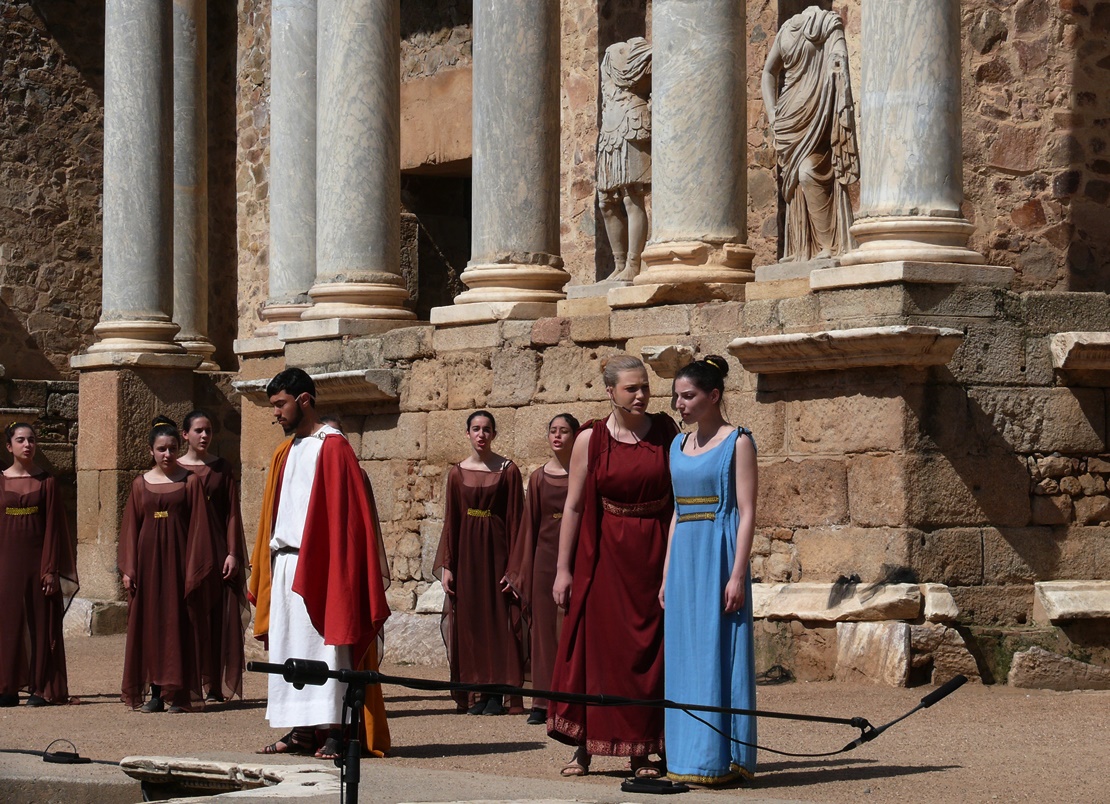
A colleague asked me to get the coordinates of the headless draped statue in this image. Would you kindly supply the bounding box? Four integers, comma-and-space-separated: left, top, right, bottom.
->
597, 37, 651, 282
761, 7, 859, 262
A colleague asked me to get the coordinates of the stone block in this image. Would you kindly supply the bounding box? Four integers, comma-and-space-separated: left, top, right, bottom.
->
426, 408, 516, 466
420, 518, 443, 582
489, 349, 539, 407
1075, 495, 1110, 525
787, 393, 909, 454
236, 354, 286, 383
382, 325, 436, 361
530, 317, 570, 346
966, 387, 1106, 454
569, 314, 611, 343
341, 336, 384, 370
793, 527, 913, 583
46, 391, 79, 420
382, 612, 447, 667
728, 392, 786, 456
1023, 292, 1110, 336
847, 453, 909, 527
689, 301, 743, 336
89, 600, 128, 635
556, 294, 612, 317
1033, 580, 1110, 623
946, 323, 1031, 387
981, 527, 1110, 583
752, 582, 922, 622
609, 283, 744, 308
284, 338, 343, 369
500, 320, 535, 348
909, 622, 981, 684
35, 442, 74, 477
76, 370, 120, 470
1008, 646, 1110, 691
921, 583, 960, 622
754, 620, 838, 682
386, 587, 416, 612
508, 400, 608, 468
62, 598, 92, 638
834, 621, 911, 686
949, 585, 1033, 626
415, 581, 446, 613
746, 277, 810, 301
361, 413, 427, 461
609, 305, 692, 340
444, 353, 492, 410
400, 360, 448, 412
905, 452, 1031, 528
432, 322, 504, 353
238, 399, 285, 468
361, 461, 397, 522
1030, 494, 1073, 525
740, 298, 782, 335
757, 459, 848, 528
908, 528, 984, 586
535, 345, 621, 404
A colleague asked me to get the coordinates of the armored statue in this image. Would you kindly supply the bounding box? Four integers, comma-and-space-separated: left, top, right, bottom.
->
761, 7, 859, 262
596, 37, 652, 281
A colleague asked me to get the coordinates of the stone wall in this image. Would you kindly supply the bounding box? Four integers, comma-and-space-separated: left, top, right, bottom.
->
0, 1, 103, 379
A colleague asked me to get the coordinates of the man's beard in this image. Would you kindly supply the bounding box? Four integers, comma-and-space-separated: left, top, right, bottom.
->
281, 405, 303, 435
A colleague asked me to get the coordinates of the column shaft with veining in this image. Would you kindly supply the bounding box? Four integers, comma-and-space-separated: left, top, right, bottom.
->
265, 0, 317, 326
91, 0, 181, 352
841, 0, 982, 265
172, 0, 217, 367
638, 0, 754, 286
307, 0, 413, 320
452, 0, 568, 307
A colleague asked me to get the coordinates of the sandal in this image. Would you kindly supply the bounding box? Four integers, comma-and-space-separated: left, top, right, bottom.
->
315, 729, 342, 760
259, 728, 315, 755
560, 748, 590, 777
631, 756, 663, 779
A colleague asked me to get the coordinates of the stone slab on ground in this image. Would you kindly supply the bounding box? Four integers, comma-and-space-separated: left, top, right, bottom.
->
753, 582, 922, 622
834, 621, 911, 687
1007, 646, 1110, 691
1032, 580, 1110, 623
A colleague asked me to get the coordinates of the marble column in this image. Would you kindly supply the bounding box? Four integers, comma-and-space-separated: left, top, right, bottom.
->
637, 0, 754, 287
305, 0, 414, 321
263, 0, 317, 327
450, 0, 567, 312
172, 0, 217, 368
89, 0, 182, 354
840, 0, 983, 266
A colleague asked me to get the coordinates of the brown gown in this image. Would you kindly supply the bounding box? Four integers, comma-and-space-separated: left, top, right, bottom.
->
433, 462, 525, 708
548, 414, 677, 756
185, 458, 249, 700
118, 473, 218, 709
0, 472, 77, 703
506, 467, 568, 712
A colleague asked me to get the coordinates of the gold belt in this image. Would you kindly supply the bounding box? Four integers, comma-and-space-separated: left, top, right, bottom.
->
676, 495, 719, 506
601, 496, 670, 518
677, 511, 716, 523
4, 505, 39, 516
467, 508, 492, 518
153, 511, 169, 519
552, 512, 563, 520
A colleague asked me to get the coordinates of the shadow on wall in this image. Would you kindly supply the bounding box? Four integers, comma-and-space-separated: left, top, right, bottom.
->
30, 0, 105, 97
0, 300, 62, 380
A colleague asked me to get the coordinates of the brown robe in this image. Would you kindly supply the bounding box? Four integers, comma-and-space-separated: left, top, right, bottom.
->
118, 473, 218, 709
185, 458, 249, 700
506, 467, 568, 711
434, 463, 525, 708
0, 472, 77, 702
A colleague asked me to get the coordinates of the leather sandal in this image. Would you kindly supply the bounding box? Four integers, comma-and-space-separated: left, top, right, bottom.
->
259, 728, 314, 755
315, 729, 342, 760
560, 748, 590, 777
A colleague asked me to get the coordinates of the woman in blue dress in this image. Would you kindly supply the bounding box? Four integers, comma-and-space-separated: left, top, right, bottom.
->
660, 355, 757, 784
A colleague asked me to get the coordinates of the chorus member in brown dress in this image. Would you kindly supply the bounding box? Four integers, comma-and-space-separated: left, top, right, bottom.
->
119, 417, 218, 713
178, 410, 248, 703
506, 413, 578, 725
549, 356, 677, 778
0, 423, 77, 707
434, 410, 525, 716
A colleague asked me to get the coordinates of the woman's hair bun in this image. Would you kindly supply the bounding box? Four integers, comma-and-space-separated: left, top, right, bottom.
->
702, 355, 730, 378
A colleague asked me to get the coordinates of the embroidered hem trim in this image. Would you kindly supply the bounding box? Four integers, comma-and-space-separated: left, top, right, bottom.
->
549, 713, 663, 757
677, 511, 716, 523
601, 496, 670, 518
466, 508, 492, 518
153, 511, 169, 519
667, 764, 754, 785
675, 495, 719, 505
4, 505, 39, 516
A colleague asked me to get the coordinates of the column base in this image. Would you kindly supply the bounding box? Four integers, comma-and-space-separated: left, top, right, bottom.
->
454, 263, 569, 305
430, 300, 558, 327
608, 281, 747, 309
260, 301, 313, 333
175, 336, 220, 371
302, 281, 415, 321
86, 320, 184, 354
840, 216, 985, 266
809, 261, 1014, 291
636, 240, 756, 285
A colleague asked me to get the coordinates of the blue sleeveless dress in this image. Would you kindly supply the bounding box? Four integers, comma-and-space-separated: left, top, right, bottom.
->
664, 428, 756, 782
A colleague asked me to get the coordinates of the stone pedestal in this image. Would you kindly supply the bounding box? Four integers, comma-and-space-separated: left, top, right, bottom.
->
443, 0, 568, 322
636, 0, 754, 294
94, 0, 183, 354
264, 0, 318, 330
841, 0, 983, 267
171, 0, 217, 368
308, 0, 414, 321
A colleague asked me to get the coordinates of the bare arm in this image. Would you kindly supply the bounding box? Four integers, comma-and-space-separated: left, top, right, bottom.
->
658, 509, 678, 609
724, 434, 758, 614
551, 429, 592, 609
760, 36, 783, 128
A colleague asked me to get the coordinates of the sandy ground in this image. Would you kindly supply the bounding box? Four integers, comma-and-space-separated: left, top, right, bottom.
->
2, 634, 1107, 803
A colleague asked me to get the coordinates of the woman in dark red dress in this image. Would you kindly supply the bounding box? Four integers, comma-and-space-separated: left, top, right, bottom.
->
177, 410, 248, 703
549, 356, 677, 778
506, 413, 578, 725
0, 422, 77, 707
118, 417, 218, 712
434, 410, 525, 716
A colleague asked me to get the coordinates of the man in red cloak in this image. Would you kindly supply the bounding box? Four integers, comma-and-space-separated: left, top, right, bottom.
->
247, 368, 391, 759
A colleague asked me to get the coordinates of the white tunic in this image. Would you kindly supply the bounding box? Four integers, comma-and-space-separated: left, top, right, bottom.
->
265, 425, 351, 728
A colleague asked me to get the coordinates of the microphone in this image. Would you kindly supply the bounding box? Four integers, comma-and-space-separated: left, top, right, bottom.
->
919, 674, 967, 708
